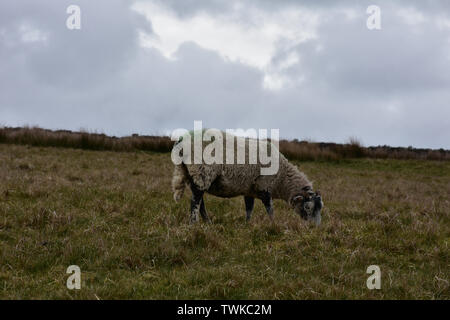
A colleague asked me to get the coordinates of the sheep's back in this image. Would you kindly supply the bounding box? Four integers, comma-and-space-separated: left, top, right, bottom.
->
179, 130, 281, 197
211, 163, 262, 197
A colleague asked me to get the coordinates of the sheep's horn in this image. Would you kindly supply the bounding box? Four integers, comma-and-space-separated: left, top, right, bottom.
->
290, 195, 303, 207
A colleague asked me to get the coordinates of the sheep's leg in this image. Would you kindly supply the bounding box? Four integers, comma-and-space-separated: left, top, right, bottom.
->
190, 185, 204, 223
199, 197, 211, 222
258, 191, 274, 219
244, 196, 255, 221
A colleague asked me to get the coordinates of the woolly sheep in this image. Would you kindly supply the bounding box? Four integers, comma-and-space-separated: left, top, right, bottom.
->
171, 130, 323, 225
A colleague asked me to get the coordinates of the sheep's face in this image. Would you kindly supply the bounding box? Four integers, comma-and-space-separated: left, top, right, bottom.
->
292, 189, 323, 226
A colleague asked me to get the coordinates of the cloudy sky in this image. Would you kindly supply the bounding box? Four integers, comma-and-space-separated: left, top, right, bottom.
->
1, 0, 450, 148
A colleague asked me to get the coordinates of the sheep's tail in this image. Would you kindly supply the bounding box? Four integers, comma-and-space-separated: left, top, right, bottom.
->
172, 163, 189, 202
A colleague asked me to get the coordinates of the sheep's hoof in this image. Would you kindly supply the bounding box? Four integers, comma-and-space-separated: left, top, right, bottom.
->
190, 215, 199, 223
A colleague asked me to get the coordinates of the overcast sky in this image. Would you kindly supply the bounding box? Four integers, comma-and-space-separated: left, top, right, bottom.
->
1, 0, 450, 148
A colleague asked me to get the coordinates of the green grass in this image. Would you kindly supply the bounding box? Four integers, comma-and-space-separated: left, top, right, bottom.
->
0, 144, 448, 299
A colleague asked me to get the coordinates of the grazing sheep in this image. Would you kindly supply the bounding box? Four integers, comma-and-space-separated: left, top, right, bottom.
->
172, 130, 323, 225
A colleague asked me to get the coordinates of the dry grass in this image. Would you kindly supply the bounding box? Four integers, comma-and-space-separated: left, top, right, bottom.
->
1, 126, 449, 161
0, 143, 448, 299
0, 126, 173, 153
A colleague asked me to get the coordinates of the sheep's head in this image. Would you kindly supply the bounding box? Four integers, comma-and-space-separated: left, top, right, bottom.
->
291, 187, 323, 226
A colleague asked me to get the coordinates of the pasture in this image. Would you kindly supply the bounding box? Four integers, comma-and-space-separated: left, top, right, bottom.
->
0, 144, 448, 299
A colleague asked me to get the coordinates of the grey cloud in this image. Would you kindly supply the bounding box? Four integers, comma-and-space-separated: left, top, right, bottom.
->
155, 0, 450, 18
1, 0, 449, 149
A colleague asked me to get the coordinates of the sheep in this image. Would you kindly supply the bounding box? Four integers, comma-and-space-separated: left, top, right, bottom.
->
171, 130, 323, 225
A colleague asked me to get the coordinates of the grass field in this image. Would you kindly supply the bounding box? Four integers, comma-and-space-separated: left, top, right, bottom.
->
0, 143, 448, 299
